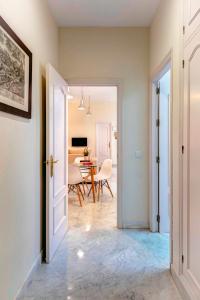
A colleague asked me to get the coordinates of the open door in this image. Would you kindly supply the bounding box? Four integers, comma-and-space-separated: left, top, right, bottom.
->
156, 70, 170, 234
45, 64, 68, 263
96, 122, 111, 164
159, 87, 170, 234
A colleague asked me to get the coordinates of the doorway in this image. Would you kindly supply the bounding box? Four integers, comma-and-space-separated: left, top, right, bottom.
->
67, 85, 118, 229
45, 66, 122, 262
150, 59, 172, 264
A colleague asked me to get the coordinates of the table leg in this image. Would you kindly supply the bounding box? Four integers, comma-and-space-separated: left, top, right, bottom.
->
91, 166, 96, 203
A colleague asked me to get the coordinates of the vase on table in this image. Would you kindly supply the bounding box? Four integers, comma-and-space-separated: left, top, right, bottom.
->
84, 147, 89, 161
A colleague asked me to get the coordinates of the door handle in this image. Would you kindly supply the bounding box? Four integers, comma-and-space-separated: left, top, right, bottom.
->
44, 155, 59, 177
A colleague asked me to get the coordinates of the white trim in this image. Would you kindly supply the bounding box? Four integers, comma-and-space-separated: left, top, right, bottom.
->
67, 77, 123, 229
122, 222, 149, 229
171, 266, 197, 300
15, 252, 42, 299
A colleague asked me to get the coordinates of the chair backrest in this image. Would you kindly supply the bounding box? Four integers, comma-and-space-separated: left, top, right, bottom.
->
74, 156, 84, 164
99, 159, 112, 179
68, 164, 83, 185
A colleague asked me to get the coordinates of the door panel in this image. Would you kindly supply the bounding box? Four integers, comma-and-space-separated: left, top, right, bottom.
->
53, 87, 66, 194
159, 91, 170, 234
46, 64, 68, 263
184, 0, 200, 42
96, 123, 111, 164
188, 47, 200, 284
183, 30, 200, 294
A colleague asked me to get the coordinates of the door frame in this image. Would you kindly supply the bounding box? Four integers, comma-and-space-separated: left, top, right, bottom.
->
67, 78, 123, 229
96, 122, 112, 162
149, 52, 173, 260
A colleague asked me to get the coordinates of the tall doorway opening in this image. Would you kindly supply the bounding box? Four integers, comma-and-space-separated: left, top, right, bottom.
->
67, 86, 118, 230
157, 69, 171, 234
150, 60, 172, 266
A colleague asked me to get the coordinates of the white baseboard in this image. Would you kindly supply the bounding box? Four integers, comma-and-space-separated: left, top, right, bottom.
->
15, 251, 42, 299
171, 267, 191, 300
171, 266, 200, 300
122, 222, 149, 229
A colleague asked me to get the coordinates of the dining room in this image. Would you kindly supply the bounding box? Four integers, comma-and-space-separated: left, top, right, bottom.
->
67, 85, 118, 229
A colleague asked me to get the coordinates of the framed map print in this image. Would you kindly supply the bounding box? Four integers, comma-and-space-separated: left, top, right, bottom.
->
0, 16, 32, 119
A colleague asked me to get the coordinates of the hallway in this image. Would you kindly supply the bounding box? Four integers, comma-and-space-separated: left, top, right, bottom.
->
18, 179, 181, 300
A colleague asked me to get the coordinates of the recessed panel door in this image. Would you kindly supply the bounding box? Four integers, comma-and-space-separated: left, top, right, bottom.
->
46, 64, 68, 263
96, 122, 111, 164
184, 0, 200, 42
183, 29, 200, 294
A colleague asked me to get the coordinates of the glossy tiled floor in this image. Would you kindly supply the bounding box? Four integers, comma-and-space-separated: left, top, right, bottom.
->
18, 169, 181, 300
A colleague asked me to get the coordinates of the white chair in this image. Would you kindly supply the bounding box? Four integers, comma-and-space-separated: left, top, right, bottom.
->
88, 159, 114, 200
68, 164, 84, 207
74, 157, 90, 190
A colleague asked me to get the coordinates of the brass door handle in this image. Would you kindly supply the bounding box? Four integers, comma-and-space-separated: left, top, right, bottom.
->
44, 155, 59, 177
50, 157, 59, 177
52, 160, 59, 164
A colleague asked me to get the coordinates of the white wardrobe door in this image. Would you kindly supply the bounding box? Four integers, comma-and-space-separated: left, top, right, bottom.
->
183, 30, 200, 295
184, 0, 200, 42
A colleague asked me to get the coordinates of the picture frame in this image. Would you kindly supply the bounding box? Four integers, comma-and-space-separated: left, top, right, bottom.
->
0, 16, 32, 119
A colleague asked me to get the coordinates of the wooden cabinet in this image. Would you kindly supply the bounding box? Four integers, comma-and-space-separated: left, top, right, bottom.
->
184, 0, 200, 42
183, 21, 200, 296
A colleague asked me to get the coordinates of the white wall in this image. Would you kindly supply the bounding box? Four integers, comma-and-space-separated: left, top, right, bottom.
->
68, 99, 117, 164
150, 0, 183, 281
0, 1, 58, 299
60, 27, 149, 228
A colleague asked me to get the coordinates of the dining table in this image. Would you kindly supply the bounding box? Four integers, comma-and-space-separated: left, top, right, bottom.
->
78, 161, 97, 203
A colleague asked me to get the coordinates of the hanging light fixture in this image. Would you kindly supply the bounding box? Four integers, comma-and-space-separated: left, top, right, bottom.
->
78, 87, 85, 110
67, 87, 73, 100
86, 96, 92, 116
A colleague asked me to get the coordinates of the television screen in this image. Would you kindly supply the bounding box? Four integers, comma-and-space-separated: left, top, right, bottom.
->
72, 137, 87, 147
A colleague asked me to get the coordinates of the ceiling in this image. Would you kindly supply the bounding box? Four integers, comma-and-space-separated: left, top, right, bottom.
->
69, 86, 117, 102
47, 0, 161, 27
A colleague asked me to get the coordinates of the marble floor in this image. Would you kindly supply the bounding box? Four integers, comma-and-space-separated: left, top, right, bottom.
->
18, 169, 181, 300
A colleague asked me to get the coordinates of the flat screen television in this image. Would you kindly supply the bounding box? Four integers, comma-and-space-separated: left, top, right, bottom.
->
72, 137, 87, 147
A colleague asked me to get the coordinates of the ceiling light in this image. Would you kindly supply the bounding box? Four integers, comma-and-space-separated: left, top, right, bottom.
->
86, 96, 92, 116
78, 87, 85, 110
67, 87, 74, 100
67, 94, 73, 100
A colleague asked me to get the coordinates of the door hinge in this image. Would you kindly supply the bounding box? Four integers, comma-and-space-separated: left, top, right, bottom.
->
156, 156, 160, 164
156, 119, 160, 127
183, 26, 185, 35
182, 254, 184, 264
182, 145, 185, 154
182, 60, 185, 68
157, 214, 160, 223
156, 86, 160, 95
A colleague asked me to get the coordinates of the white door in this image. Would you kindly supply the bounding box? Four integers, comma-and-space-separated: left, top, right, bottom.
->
159, 89, 170, 234
96, 122, 111, 164
184, 0, 200, 42
183, 29, 200, 295
46, 64, 68, 263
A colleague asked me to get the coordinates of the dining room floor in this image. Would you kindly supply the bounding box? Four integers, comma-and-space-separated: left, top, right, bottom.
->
17, 167, 181, 300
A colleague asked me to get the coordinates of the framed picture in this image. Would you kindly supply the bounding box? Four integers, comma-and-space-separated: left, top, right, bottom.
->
0, 16, 32, 119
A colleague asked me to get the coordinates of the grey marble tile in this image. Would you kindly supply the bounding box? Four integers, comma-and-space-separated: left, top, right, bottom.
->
18, 169, 181, 300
